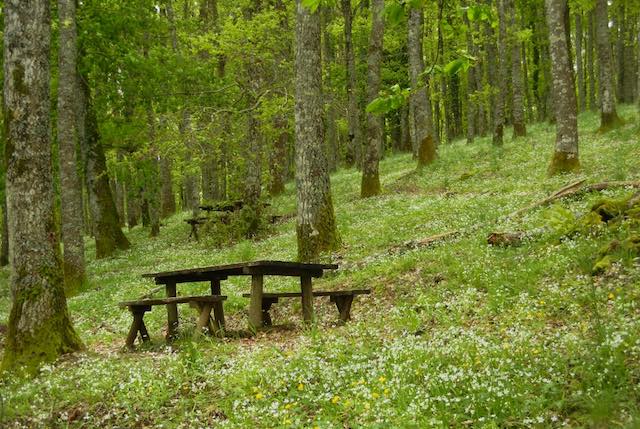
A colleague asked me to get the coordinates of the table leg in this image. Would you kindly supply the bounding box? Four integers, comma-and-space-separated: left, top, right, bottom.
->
248, 274, 264, 331
211, 279, 226, 331
301, 275, 314, 323
166, 282, 178, 340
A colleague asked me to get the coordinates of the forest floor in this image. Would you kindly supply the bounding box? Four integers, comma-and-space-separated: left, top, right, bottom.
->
2, 107, 640, 428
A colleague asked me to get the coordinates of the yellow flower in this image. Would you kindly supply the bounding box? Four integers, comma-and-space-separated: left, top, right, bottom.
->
372, 392, 380, 399
608, 293, 615, 300
284, 403, 293, 410
297, 383, 304, 391
384, 388, 390, 395
255, 393, 264, 400
378, 376, 386, 384
284, 419, 292, 425
331, 395, 340, 404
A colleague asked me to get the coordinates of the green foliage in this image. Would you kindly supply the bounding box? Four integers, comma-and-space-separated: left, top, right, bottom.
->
365, 84, 410, 115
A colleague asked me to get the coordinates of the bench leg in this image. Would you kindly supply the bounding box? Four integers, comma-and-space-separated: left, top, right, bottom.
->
262, 298, 277, 327
165, 282, 179, 340
194, 303, 214, 338
210, 280, 226, 333
300, 275, 314, 323
332, 296, 354, 322
126, 308, 150, 349
249, 275, 264, 331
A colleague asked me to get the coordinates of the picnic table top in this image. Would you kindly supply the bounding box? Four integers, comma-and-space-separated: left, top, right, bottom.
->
143, 260, 339, 284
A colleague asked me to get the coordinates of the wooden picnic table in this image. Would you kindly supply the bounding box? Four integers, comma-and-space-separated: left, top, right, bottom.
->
142, 260, 338, 334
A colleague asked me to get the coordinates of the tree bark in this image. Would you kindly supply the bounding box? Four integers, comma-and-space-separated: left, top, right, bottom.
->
57, 0, 86, 291
575, 12, 586, 111
269, 116, 288, 196
506, 0, 526, 137
486, 0, 504, 146
295, 0, 339, 261
0, 196, 8, 267
587, 11, 597, 111
361, 0, 384, 197
160, 156, 176, 218
2, 0, 82, 372
79, 76, 131, 258
545, 0, 580, 175
408, 6, 437, 167
323, 6, 339, 172
594, 0, 622, 131
463, 8, 477, 144
341, 0, 362, 168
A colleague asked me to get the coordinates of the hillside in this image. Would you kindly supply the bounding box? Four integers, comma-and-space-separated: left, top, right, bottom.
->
2, 108, 640, 427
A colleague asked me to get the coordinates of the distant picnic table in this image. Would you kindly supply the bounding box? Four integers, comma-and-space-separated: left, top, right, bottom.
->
119, 260, 370, 348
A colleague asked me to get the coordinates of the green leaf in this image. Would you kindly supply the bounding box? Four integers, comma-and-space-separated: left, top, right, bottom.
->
301, 0, 321, 13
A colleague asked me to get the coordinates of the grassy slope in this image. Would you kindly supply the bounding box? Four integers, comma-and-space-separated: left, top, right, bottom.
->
1, 107, 640, 428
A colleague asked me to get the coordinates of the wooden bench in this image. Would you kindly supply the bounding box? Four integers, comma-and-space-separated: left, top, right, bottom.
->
242, 289, 370, 326
184, 217, 208, 241
119, 295, 227, 348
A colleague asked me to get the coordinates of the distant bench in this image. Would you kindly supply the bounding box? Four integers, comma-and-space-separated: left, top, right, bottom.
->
119, 295, 226, 348
242, 289, 371, 326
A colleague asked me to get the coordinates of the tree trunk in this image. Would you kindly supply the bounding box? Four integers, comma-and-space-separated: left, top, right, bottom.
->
295, 0, 339, 262
361, 0, 384, 197
595, 0, 622, 131
180, 110, 200, 214
491, 0, 506, 145
463, 9, 477, 144
145, 106, 160, 237
575, 12, 586, 111
408, 6, 437, 168
243, 112, 263, 237
2, 0, 82, 372
79, 76, 131, 258
323, 6, 339, 172
269, 116, 288, 196
587, 11, 597, 111
507, 0, 526, 137
485, 0, 504, 145
57, 0, 86, 292
545, 0, 580, 175
160, 156, 176, 218
0, 197, 9, 267
341, 0, 362, 168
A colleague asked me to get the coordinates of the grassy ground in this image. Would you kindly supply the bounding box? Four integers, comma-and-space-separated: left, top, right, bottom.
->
1, 107, 640, 428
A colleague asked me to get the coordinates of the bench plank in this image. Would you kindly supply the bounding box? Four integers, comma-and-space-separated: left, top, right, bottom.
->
241, 289, 371, 299
119, 295, 227, 308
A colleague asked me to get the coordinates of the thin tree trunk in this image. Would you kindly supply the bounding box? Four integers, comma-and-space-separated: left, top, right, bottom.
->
408, 6, 437, 167
323, 6, 339, 172
57, 0, 86, 291
160, 156, 176, 218
463, 9, 477, 144
595, 0, 622, 130
269, 116, 288, 196
295, 0, 339, 261
587, 11, 597, 111
507, 0, 526, 137
2, 0, 83, 372
545, 0, 580, 175
486, 0, 504, 146
341, 0, 362, 168
361, 0, 384, 197
576, 12, 586, 111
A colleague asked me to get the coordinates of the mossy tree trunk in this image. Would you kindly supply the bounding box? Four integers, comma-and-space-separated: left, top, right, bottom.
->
295, 0, 339, 262
323, 6, 339, 173
360, 0, 384, 198
506, 0, 526, 138
594, 0, 622, 131
79, 76, 131, 258
341, 0, 362, 168
545, 0, 580, 175
1, 197, 8, 267
57, 0, 86, 293
408, 6, 437, 168
2, 0, 83, 372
